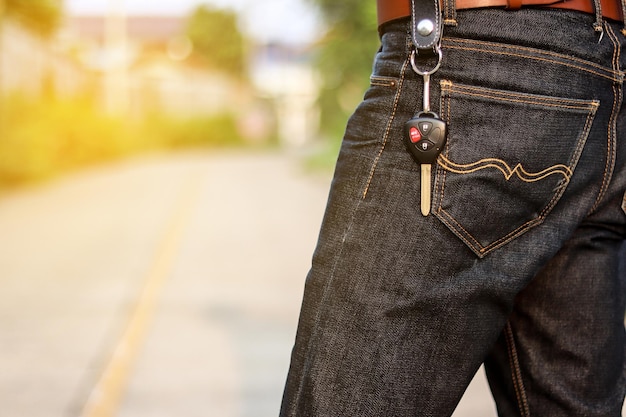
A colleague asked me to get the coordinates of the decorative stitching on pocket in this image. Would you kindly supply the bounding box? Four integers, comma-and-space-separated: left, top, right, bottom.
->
434, 80, 598, 257
438, 155, 573, 183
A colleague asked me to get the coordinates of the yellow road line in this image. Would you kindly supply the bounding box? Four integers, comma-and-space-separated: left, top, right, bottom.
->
81, 170, 204, 417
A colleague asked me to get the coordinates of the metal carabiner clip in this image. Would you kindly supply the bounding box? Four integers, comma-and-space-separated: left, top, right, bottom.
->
410, 46, 443, 77
410, 46, 443, 113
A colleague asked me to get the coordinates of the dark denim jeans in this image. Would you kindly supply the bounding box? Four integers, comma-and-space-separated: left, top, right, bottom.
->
281, 8, 626, 417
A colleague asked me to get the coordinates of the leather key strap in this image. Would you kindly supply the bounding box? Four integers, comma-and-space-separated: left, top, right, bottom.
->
410, 0, 443, 51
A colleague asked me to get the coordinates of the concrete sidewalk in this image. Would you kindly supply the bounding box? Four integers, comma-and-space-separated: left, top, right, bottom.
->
0, 150, 497, 417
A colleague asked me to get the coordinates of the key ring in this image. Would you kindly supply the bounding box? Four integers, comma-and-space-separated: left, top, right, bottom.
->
410, 47, 443, 76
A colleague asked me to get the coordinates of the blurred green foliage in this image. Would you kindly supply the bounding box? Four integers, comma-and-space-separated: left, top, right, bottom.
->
309, 0, 379, 138
0, 3, 255, 189
185, 5, 248, 80
0, 95, 246, 187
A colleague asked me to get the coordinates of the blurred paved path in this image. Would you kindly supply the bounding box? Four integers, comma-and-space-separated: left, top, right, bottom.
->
0, 150, 497, 417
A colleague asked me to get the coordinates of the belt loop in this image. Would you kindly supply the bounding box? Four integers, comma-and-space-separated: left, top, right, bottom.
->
443, 0, 458, 26
591, 0, 605, 35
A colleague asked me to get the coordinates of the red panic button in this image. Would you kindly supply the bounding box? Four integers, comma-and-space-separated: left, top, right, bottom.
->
409, 126, 421, 143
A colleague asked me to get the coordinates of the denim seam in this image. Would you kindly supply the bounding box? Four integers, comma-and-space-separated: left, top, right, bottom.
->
435, 81, 598, 256
589, 22, 621, 215
444, 39, 623, 82
440, 82, 600, 109
362, 54, 411, 199
505, 322, 531, 417
445, 37, 623, 78
535, 100, 597, 221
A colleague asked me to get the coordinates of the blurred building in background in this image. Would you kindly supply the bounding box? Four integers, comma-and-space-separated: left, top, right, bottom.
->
64, 14, 247, 117
0, 3, 321, 147
0, 19, 89, 99
251, 43, 319, 148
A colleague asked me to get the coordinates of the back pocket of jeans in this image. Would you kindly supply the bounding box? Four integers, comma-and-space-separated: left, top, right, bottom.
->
433, 80, 599, 257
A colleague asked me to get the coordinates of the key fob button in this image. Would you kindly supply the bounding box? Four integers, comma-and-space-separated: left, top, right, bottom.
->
409, 126, 422, 143
418, 140, 435, 151
429, 127, 441, 143
419, 122, 433, 135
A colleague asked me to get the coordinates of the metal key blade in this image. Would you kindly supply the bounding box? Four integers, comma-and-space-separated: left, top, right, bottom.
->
422, 73, 431, 113
421, 164, 431, 216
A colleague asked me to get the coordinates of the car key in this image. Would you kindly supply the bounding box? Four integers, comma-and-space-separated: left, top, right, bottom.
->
404, 71, 447, 216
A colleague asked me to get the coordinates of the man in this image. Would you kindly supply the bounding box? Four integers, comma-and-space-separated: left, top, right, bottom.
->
281, 0, 626, 415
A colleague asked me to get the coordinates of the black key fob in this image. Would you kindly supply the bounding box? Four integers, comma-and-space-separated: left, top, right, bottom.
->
404, 112, 447, 164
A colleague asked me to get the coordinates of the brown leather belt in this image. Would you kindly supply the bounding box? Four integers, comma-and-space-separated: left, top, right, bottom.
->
377, 0, 624, 26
